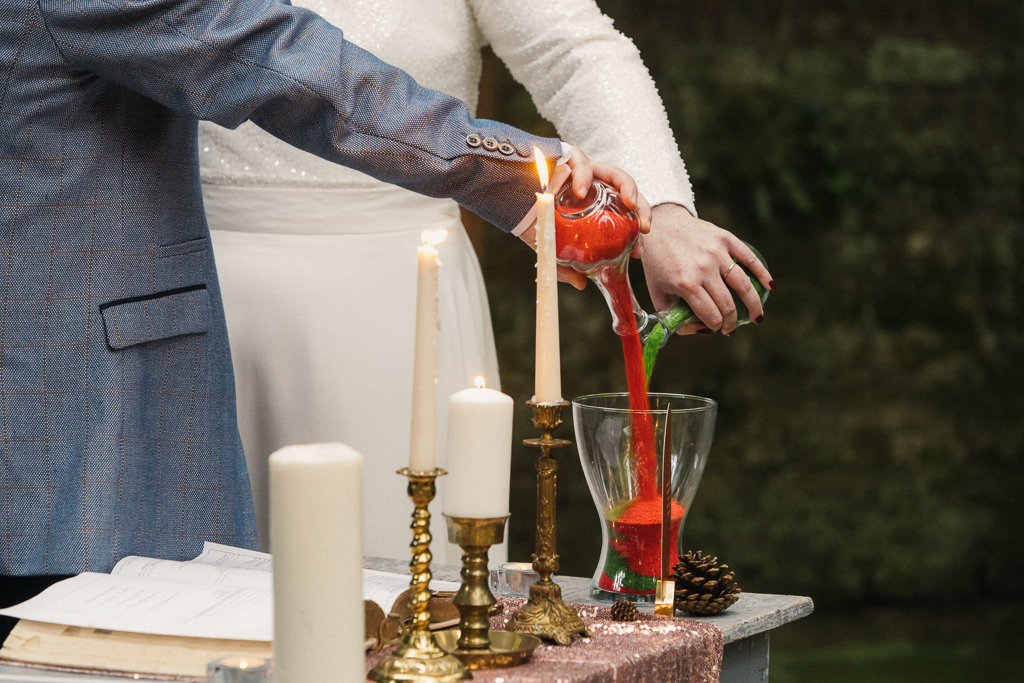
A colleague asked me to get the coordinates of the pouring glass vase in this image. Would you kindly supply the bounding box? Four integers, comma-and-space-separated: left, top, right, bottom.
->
554, 181, 769, 376
572, 393, 717, 602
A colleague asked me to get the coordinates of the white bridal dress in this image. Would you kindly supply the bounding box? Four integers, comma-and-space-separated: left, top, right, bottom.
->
199, 0, 696, 564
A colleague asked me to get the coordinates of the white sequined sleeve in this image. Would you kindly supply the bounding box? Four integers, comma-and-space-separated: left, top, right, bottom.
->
470, 0, 696, 215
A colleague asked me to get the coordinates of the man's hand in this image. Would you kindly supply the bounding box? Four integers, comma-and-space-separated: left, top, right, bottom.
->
639, 204, 774, 336
518, 145, 651, 290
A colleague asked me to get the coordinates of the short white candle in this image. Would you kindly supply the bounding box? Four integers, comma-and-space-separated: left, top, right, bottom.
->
533, 148, 561, 403
409, 230, 446, 471
269, 443, 363, 683
444, 377, 514, 518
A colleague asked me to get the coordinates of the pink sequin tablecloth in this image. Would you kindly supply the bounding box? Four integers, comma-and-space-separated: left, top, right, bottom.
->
365, 598, 723, 683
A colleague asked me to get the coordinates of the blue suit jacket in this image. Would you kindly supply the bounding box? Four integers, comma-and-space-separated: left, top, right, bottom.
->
0, 0, 559, 575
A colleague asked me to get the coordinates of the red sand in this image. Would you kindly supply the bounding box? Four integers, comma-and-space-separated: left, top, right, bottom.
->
612, 498, 685, 576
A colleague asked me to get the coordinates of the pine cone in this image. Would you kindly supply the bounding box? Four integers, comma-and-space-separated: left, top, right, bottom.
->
610, 598, 639, 622
671, 550, 741, 616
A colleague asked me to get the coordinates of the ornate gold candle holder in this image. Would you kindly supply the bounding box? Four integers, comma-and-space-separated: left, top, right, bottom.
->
507, 400, 591, 645
368, 468, 468, 683
436, 515, 540, 669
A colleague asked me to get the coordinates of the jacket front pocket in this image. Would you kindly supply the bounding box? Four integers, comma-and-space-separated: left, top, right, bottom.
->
99, 285, 211, 350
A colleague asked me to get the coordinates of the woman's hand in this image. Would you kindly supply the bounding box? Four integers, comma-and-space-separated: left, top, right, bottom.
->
518, 145, 651, 290
639, 203, 774, 335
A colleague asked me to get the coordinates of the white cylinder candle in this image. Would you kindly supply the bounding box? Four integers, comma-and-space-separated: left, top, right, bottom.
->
533, 149, 562, 403
269, 443, 363, 683
444, 378, 514, 518
410, 230, 445, 471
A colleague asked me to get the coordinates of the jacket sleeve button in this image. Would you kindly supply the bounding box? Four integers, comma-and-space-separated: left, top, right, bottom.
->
466, 133, 482, 147
498, 142, 515, 155
482, 136, 499, 151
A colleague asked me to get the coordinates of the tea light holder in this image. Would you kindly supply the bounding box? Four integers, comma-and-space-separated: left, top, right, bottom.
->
507, 400, 590, 645
368, 468, 468, 683
490, 562, 540, 597
206, 656, 271, 682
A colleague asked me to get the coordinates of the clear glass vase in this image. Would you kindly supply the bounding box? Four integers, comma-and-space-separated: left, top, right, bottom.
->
572, 393, 717, 602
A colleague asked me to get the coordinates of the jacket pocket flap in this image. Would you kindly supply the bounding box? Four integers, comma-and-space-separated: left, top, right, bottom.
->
100, 285, 211, 350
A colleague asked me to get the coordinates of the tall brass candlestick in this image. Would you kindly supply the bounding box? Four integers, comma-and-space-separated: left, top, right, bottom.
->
368, 469, 468, 683
508, 400, 590, 645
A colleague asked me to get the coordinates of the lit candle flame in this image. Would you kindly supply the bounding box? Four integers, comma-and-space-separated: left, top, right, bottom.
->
474, 375, 487, 389
533, 146, 549, 191
421, 229, 448, 247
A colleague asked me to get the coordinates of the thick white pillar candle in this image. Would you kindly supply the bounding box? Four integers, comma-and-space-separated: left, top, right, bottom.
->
533, 149, 562, 403
444, 378, 514, 518
410, 230, 445, 471
269, 443, 363, 683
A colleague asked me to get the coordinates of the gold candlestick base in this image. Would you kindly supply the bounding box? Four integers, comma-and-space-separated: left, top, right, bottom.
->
441, 515, 540, 669
368, 469, 469, 683
435, 630, 541, 670
508, 400, 591, 645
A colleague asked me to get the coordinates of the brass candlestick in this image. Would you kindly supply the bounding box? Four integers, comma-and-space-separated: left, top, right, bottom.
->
368, 468, 468, 683
436, 515, 540, 669
507, 400, 591, 645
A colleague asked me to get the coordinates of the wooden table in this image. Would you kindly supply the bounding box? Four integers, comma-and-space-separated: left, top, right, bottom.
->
0, 560, 812, 682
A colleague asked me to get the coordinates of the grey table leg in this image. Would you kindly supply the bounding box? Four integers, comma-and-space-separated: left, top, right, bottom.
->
720, 632, 770, 683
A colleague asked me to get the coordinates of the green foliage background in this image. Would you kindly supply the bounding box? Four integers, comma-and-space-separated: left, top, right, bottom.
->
471, 0, 1024, 620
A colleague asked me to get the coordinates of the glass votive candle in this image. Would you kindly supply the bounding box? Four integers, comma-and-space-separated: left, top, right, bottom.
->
489, 561, 540, 598
206, 655, 272, 682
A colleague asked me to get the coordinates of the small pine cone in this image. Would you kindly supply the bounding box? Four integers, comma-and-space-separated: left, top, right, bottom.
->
671, 550, 742, 616
610, 598, 639, 622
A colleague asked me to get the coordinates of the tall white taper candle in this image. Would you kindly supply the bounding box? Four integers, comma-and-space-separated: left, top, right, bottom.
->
444, 378, 514, 518
409, 230, 445, 471
270, 443, 363, 682
533, 149, 561, 403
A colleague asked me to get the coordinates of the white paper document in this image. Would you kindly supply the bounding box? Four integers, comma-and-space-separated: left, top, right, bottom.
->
0, 543, 457, 641
0, 571, 272, 641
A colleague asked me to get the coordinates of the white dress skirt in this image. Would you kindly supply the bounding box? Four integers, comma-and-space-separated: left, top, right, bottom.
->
199, 0, 697, 566
205, 183, 501, 564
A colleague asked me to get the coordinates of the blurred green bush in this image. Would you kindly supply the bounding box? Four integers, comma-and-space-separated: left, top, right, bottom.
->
473, 0, 1023, 607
